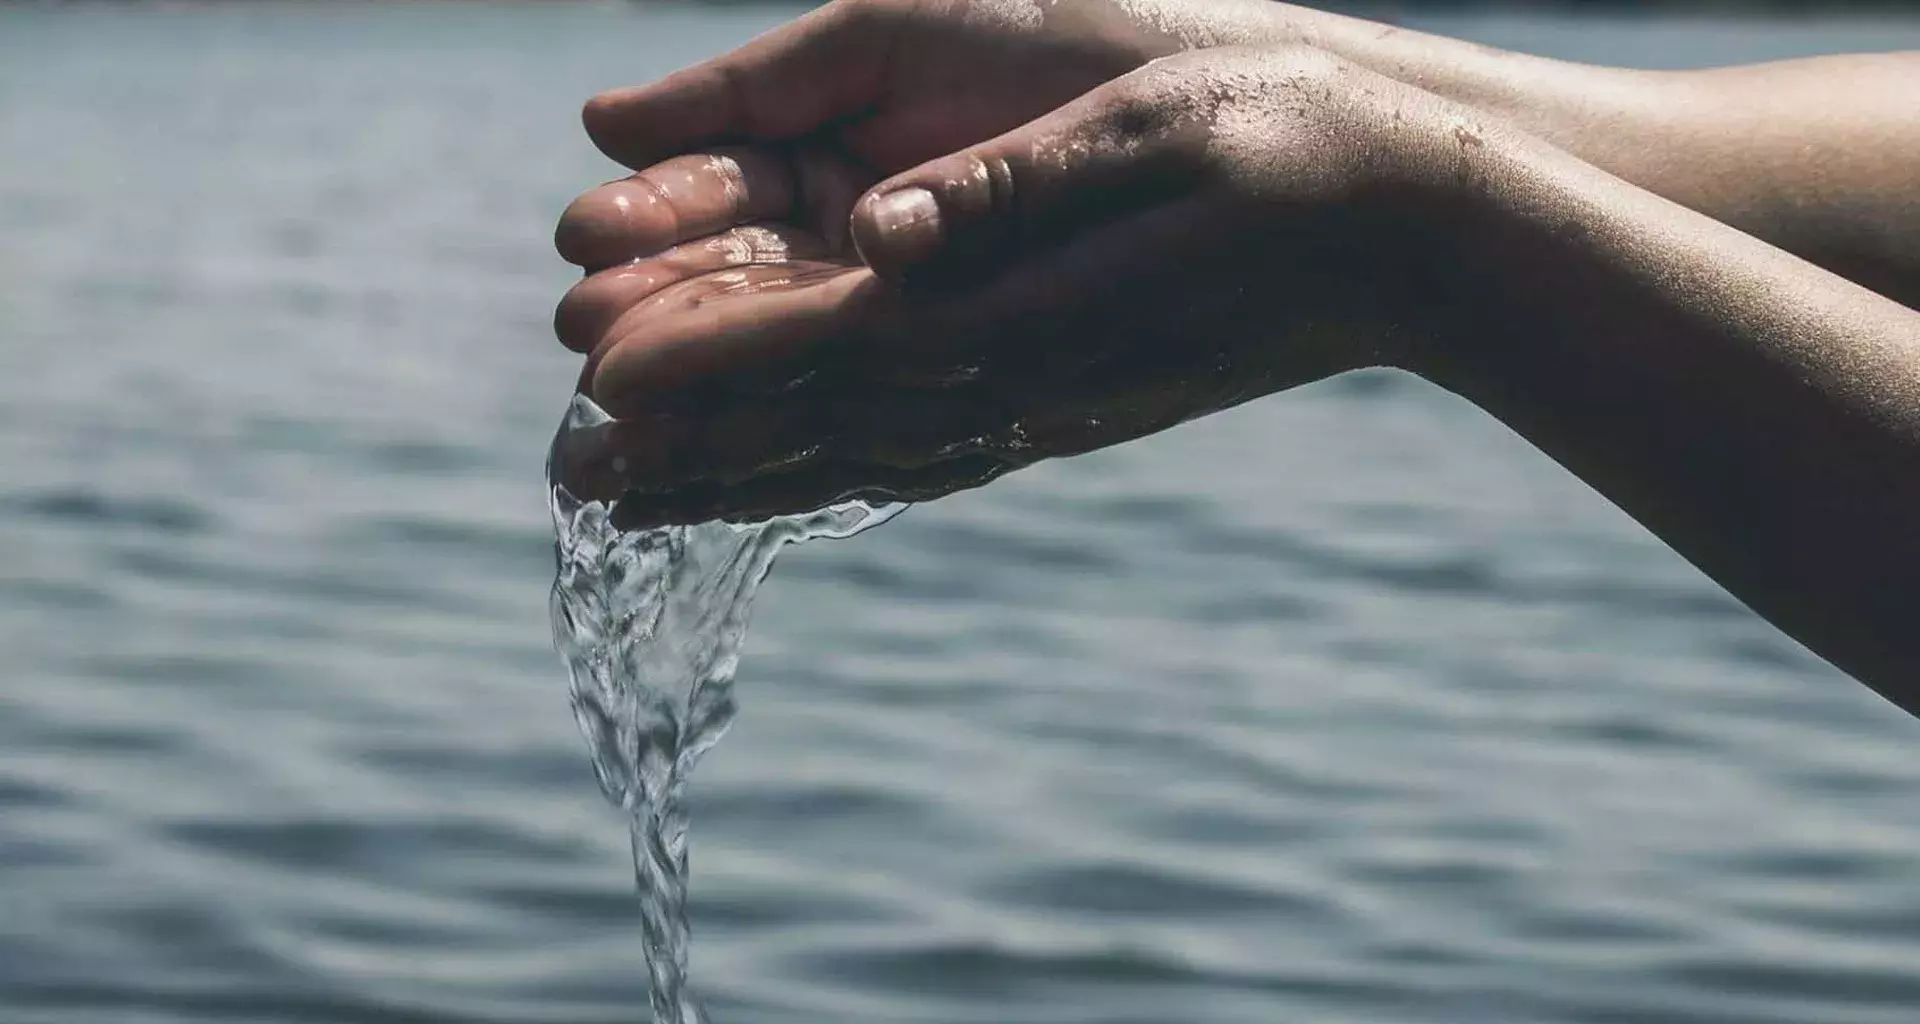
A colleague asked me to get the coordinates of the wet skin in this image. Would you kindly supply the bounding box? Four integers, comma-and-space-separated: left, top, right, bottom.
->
553, 49, 1456, 522
549, 0, 1920, 712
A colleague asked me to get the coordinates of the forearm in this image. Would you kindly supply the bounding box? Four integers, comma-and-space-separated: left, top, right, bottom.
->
1188, 2, 1920, 305
1412, 119, 1920, 714
1625, 55, 1920, 307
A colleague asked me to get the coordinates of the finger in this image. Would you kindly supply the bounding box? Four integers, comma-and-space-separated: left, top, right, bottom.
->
555, 148, 798, 270
554, 224, 832, 353
567, 372, 1023, 506
582, 0, 900, 171
847, 69, 1206, 282
575, 403, 832, 500
586, 264, 882, 419
550, 415, 691, 503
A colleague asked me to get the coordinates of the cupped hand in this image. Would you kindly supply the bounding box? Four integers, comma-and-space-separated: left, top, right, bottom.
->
553, 46, 1496, 527
549, 0, 1321, 283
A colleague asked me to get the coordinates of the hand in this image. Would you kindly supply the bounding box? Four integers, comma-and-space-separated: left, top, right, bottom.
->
551, 45, 1495, 526
549, 0, 1329, 284
569, 0, 1298, 185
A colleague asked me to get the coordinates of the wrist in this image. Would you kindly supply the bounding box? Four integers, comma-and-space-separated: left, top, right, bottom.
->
1242, 3, 1657, 167
1371, 112, 1600, 390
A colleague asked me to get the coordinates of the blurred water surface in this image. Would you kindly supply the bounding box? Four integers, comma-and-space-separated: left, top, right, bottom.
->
2, 4, 1918, 1023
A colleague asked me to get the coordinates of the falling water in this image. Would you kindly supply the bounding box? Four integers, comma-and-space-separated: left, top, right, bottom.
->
546, 394, 899, 1023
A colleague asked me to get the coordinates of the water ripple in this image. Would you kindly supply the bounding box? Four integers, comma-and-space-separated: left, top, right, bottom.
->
3, 6, 1919, 1024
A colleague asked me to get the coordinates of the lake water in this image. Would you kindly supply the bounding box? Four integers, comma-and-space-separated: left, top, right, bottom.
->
2, 4, 1917, 1023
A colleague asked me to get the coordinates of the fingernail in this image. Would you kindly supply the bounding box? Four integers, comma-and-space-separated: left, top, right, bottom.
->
857, 187, 943, 273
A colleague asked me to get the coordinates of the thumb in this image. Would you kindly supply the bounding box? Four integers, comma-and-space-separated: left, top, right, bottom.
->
848, 74, 1193, 283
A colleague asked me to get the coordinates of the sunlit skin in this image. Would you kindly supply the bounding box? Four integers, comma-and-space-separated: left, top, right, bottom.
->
549, 0, 1920, 714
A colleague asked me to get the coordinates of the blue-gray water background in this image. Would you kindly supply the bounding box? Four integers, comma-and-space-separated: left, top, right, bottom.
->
3, 4, 1918, 1022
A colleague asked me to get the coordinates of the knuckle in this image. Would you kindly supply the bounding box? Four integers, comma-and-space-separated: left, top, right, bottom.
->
1102, 70, 1165, 120
924, 149, 1015, 223
626, 171, 683, 238
1101, 64, 1216, 146
964, 150, 1018, 218
1107, 87, 1172, 144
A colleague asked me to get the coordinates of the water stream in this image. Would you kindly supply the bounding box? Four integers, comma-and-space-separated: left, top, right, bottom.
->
546, 394, 900, 1023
